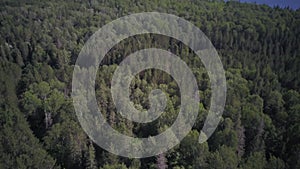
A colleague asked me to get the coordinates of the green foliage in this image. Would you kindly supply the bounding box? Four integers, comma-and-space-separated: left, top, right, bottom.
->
0, 0, 299, 168
100, 163, 128, 169
241, 152, 266, 169
0, 110, 58, 169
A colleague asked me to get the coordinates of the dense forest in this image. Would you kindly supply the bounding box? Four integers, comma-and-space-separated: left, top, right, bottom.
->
0, 0, 299, 168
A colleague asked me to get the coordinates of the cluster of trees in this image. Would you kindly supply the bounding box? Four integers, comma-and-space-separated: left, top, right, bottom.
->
0, 0, 299, 168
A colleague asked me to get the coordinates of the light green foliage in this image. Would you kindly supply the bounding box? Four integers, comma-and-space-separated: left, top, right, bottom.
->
100, 163, 128, 169
206, 145, 238, 169
241, 152, 266, 169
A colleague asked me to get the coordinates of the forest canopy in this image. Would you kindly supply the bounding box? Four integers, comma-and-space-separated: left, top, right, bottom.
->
0, 0, 299, 169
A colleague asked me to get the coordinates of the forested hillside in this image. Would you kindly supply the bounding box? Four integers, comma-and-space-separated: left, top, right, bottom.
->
0, 0, 299, 168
